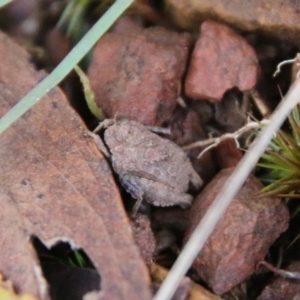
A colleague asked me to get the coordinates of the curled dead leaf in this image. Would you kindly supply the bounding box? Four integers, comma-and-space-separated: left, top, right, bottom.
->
0, 30, 151, 300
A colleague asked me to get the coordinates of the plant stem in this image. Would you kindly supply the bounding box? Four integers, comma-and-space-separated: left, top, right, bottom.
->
0, 0, 11, 9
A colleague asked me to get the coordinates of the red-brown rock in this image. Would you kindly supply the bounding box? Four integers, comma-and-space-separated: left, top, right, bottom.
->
88, 26, 191, 126
184, 168, 289, 295
213, 139, 242, 169
151, 207, 191, 235
131, 213, 156, 265
185, 21, 259, 102
258, 261, 300, 300
44, 28, 71, 67
170, 107, 217, 183
171, 108, 206, 146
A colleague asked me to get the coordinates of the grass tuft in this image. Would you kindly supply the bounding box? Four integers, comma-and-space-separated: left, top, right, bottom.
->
258, 104, 300, 198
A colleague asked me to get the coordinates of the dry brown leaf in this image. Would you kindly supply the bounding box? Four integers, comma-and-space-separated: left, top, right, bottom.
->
0, 30, 152, 300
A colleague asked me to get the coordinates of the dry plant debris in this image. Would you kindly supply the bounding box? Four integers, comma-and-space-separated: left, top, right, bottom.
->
2, 1, 300, 299
150, 263, 222, 300
258, 261, 300, 299
0, 30, 151, 299
0, 273, 38, 300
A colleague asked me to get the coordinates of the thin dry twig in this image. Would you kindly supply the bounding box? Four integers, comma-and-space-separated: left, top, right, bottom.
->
259, 261, 300, 279
146, 126, 171, 135
250, 89, 271, 118
183, 119, 270, 158
273, 57, 297, 77
153, 77, 300, 300
86, 131, 111, 158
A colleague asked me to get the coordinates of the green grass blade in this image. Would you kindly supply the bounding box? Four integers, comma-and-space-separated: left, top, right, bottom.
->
66, 0, 90, 38
260, 174, 293, 192
74, 65, 106, 120
277, 132, 299, 156
56, 1, 76, 29
0, 0, 134, 135
260, 153, 300, 172
267, 139, 282, 152
0, 0, 11, 8
287, 232, 300, 249
74, 250, 87, 267
288, 105, 300, 143
257, 162, 285, 171
272, 133, 298, 163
